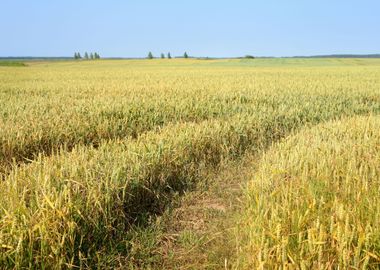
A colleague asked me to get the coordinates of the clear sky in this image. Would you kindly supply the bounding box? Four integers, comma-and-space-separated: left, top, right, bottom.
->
1, 0, 379, 57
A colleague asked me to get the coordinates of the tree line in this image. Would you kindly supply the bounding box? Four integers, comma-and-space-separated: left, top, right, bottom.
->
74, 52, 100, 60
147, 52, 189, 59
73, 51, 201, 60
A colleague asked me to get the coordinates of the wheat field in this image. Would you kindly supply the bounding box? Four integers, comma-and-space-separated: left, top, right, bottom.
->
0, 58, 379, 268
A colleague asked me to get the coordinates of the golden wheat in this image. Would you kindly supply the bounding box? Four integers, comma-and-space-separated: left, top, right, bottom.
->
0, 59, 379, 268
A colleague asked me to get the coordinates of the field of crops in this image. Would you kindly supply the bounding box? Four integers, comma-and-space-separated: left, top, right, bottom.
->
0, 58, 380, 269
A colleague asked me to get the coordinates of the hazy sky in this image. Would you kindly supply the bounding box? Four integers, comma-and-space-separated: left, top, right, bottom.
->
1, 0, 379, 57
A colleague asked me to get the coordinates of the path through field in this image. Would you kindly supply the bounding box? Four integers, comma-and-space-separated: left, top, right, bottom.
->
139, 155, 255, 269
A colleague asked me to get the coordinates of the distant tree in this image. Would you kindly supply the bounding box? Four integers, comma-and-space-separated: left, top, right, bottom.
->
77, 52, 82, 59
161, 53, 165, 59
94, 52, 100, 59
74, 52, 78, 59
90, 53, 94, 59
84, 52, 89, 59
167, 52, 172, 59
244, 55, 255, 59
184, 52, 188, 58
147, 52, 154, 59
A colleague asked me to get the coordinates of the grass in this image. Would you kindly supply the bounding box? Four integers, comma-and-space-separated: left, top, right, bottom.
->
0, 61, 26, 67
0, 58, 379, 268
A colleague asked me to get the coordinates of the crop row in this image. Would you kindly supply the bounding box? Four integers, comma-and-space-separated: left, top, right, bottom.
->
1, 92, 379, 267
237, 116, 380, 269
0, 88, 380, 176
1, 67, 379, 175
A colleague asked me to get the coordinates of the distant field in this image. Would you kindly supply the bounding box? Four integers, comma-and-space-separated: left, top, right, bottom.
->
0, 60, 26, 67
0, 58, 379, 268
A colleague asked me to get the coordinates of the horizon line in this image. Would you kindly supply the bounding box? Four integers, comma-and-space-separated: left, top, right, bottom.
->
1, 53, 380, 60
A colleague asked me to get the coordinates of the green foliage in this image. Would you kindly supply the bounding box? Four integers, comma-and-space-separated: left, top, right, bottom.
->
76, 52, 99, 60
0, 61, 26, 66
147, 52, 154, 59
74, 52, 84, 59
167, 52, 172, 59
184, 52, 189, 58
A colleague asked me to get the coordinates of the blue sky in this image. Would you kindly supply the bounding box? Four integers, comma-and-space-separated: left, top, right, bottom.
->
1, 0, 379, 57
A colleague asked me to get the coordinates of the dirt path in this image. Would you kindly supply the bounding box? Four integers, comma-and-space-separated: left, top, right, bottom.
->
149, 154, 256, 269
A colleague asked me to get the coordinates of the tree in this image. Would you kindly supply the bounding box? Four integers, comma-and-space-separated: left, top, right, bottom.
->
167, 52, 172, 59
84, 52, 89, 59
94, 52, 100, 59
161, 53, 165, 59
184, 52, 188, 58
147, 52, 154, 59
90, 53, 94, 59
74, 52, 82, 59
